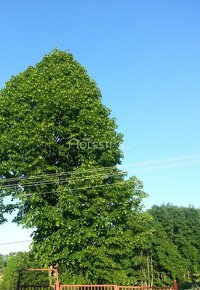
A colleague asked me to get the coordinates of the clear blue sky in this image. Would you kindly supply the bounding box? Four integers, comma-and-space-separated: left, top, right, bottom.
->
0, 0, 200, 253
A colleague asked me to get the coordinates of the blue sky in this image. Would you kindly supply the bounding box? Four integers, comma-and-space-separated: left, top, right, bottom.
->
0, 0, 200, 253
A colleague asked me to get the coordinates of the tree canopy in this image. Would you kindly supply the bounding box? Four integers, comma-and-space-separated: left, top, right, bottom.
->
0, 50, 151, 284
136, 204, 200, 287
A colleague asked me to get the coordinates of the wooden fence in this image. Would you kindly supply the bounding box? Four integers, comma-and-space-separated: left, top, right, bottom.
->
60, 283, 177, 290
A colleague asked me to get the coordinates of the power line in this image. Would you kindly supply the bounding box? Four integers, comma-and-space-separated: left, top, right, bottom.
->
0, 166, 120, 184
1, 154, 200, 194
121, 153, 200, 168
2, 158, 200, 192
0, 171, 126, 191
8, 181, 132, 199
1, 153, 200, 185
126, 159, 200, 174
0, 239, 32, 246
1, 160, 200, 194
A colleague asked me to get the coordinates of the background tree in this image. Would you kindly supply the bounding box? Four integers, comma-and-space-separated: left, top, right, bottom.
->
0, 254, 5, 283
0, 200, 5, 224
0, 252, 50, 290
146, 204, 200, 288
0, 50, 151, 284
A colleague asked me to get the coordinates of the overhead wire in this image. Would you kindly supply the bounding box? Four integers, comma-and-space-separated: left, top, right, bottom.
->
17, 181, 133, 198
0, 165, 120, 184
2, 155, 199, 247
125, 159, 200, 174
0, 240, 32, 246
1, 154, 199, 249
1, 158, 200, 191
121, 153, 200, 168
0, 154, 200, 197
1, 153, 200, 185
0, 171, 127, 191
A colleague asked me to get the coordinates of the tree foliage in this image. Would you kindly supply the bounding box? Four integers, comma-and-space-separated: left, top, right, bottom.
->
0, 252, 50, 290
0, 50, 151, 284
140, 204, 200, 287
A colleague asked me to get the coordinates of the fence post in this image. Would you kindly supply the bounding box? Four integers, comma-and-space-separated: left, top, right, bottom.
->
114, 284, 118, 290
55, 279, 60, 290
54, 269, 60, 290
173, 280, 178, 290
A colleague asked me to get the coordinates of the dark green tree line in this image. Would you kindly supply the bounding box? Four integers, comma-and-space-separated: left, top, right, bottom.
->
138, 204, 200, 287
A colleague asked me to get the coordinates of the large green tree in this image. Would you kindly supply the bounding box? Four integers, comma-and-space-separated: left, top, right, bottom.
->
0, 50, 151, 284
